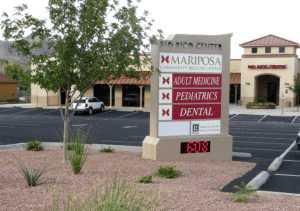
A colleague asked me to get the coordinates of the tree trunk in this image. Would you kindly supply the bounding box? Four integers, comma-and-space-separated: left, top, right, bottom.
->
63, 91, 70, 162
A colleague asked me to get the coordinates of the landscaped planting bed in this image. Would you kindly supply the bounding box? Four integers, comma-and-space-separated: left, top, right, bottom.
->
1, 149, 300, 210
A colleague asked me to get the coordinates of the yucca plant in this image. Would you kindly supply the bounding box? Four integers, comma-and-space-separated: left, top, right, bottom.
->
100, 146, 114, 153
18, 162, 45, 187
25, 140, 43, 151
68, 131, 87, 174
50, 178, 158, 211
232, 182, 257, 203
155, 166, 181, 179
138, 175, 153, 184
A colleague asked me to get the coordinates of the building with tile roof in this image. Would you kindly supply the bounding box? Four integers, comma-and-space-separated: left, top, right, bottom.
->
31, 34, 300, 109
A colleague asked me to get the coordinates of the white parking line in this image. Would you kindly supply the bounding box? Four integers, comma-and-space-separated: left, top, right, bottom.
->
275, 173, 300, 177
72, 124, 88, 127
229, 114, 238, 120
118, 112, 138, 118
283, 159, 300, 163
234, 141, 289, 146
257, 115, 268, 122
234, 147, 283, 152
233, 135, 292, 140
291, 116, 298, 124
231, 130, 296, 135
234, 147, 300, 153
122, 125, 137, 129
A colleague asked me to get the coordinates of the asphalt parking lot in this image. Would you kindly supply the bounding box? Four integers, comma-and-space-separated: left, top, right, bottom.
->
1, 107, 300, 194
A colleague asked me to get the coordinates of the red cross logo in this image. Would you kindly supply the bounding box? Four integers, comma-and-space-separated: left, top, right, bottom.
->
162, 92, 170, 100
161, 55, 170, 64
162, 109, 170, 117
162, 77, 170, 85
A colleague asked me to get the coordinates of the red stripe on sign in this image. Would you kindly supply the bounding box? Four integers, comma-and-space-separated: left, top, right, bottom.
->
173, 104, 221, 120
173, 73, 222, 88
173, 89, 221, 104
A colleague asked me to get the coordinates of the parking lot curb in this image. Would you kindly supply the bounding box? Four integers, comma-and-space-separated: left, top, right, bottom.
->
232, 152, 252, 158
245, 140, 297, 191
247, 170, 270, 190
268, 140, 297, 172
0, 142, 142, 153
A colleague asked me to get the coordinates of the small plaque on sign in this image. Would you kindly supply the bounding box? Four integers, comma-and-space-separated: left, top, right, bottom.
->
180, 141, 211, 154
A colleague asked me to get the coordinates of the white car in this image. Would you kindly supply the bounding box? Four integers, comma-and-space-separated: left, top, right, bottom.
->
72, 97, 105, 115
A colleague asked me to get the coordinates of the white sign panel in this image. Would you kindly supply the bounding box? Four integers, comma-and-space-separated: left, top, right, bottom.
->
158, 105, 172, 121
159, 73, 173, 88
160, 53, 222, 73
159, 89, 172, 104
191, 120, 220, 135
158, 121, 190, 137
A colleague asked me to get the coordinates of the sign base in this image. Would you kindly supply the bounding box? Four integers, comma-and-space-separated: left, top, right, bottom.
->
142, 135, 232, 161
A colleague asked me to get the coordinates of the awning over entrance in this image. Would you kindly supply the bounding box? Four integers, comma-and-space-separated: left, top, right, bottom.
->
230, 73, 241, 85
96, 72, 150, 85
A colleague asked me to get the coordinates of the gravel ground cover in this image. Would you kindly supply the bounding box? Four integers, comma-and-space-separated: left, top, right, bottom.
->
1, 149, 300, 211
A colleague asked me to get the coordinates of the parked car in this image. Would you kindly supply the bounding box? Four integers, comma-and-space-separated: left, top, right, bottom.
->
72, 97, 105, 115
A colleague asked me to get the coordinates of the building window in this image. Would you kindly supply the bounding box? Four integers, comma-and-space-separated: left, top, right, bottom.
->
251, 47, 257, 54
265, 47, 271, 53
279, 47, 285, 53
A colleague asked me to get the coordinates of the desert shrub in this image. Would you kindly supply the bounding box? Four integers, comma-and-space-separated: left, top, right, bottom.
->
100, 146, 114, 153
255, 97, 267, 103
232, 182, 257, 203
49, 178, 158, 211
18, 161, 45, 187
155, 166, 181, 179
246, 101, 276, 109
25, 140, 43, 151
138, 175, 153, 184
68, 131, 87, 174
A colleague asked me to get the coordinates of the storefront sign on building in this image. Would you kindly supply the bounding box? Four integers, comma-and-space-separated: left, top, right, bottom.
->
142, 34, 232, 161
248, 64, 287, 69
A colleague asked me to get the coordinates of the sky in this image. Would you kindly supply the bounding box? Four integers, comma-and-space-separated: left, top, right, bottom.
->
1, 0, 300, 58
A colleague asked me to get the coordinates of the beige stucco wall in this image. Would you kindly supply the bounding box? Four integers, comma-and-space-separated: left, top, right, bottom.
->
244, 47, 296, 55
84, 88, 93, 97
31, 84, 60, 106
230, 59, 241, 73
240, 56, 297, 106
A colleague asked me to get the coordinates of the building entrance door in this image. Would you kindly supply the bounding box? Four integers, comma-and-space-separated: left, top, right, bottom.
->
267, 82, 278, 103
255, 75, 280, 105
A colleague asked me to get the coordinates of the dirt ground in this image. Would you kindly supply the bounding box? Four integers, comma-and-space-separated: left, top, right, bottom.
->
1, 149, 300, 211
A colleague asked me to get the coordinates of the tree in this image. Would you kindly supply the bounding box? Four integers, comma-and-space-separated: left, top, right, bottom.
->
4, 63, 31, 100
1, 0, 155, 161
289, 74, 300, 111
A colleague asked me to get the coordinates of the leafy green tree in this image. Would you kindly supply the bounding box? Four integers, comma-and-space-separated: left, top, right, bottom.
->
289, 74, 300, 111
4, 63, 31, 97
1, 0, 155, 161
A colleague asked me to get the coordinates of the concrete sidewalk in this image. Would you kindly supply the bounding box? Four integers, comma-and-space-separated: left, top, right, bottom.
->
229, 104, 300, 116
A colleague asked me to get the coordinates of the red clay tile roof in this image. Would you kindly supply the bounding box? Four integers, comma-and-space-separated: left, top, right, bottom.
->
240, 34, 300, 47
0, 73, 16, 83
230, 73, 241, 85
97, 72, 151, 85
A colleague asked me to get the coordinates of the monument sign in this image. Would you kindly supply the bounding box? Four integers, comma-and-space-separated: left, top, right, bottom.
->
142, 34, 232, 161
